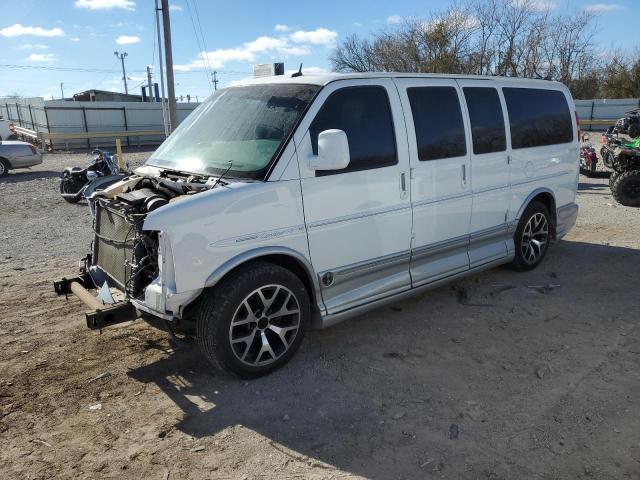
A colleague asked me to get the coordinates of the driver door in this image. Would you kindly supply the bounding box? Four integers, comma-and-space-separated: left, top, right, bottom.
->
294, 79, 413, 314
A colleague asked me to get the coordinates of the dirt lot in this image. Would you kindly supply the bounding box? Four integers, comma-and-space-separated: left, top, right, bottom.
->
1, 149, 639, 480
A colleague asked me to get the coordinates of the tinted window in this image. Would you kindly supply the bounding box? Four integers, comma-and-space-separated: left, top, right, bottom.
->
407, 87, 466, 161
463, 87, 506, 154
310, 86, 397, 175
503, 88, 573, 149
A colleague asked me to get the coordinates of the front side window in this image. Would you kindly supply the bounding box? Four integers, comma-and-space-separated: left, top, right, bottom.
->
503, 87, 573, 149
407, 86, 466, 161
147, 84, 319, 179
463, 87, 506, 154
310, 86, 397, 175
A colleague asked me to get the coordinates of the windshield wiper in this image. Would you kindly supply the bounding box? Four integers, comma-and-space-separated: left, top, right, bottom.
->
212, 161, 234, 188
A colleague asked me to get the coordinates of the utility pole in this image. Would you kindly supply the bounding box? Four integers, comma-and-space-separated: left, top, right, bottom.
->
161, 0, 177, 132
146, 66, 154, 102
114, 51, 129, 94
154, 0, 168, 136
60, 82, 64, 99
212, 71, 219, 91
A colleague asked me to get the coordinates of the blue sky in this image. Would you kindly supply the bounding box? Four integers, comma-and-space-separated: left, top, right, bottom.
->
0, 0, 638, 99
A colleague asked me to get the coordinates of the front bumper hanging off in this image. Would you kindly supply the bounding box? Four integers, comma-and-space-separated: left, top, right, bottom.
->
53, 273, 138, 330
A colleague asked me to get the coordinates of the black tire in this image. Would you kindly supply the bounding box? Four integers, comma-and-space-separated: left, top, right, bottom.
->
611, 170, 640, 207
609, 171, 621, 190
59, 177, 82, 203
0, 157, 9, 177
510, 201, 551, 272
196, 261, 310, 378
629, 124, 640, 139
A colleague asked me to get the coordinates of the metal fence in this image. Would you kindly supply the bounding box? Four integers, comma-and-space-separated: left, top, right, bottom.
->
574, 98, 639, 131
2, 96, 638, 149
0, 97, 199, 149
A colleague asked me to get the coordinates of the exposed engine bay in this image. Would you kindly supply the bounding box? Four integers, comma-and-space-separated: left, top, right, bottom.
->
91, 168, 227, 298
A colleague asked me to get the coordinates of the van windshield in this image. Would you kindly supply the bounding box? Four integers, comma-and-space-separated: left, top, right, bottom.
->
147, 83, 320, 179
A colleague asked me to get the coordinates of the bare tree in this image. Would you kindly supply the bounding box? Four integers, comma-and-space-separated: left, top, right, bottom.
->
330, 0, 610, 98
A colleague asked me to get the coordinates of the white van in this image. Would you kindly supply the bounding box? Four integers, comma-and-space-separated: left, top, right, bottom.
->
55, 73, 579, 377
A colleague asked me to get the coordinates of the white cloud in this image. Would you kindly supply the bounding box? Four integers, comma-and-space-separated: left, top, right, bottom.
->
353, 22, 363, 28
74, 0, 136, 11
26, 53, 56, 62
584, 3, 624, 13
18, 44, 49, 49
289, 28, 337, 46
387, 14, 402, 25
510, 0, 556, 11
71, 37, 81, 42
116, 35, 140, 45
175, 33, 318, 71
169, 4, 182, 11
275, 24, 291, 32
0, 24, 65, 37
285, 66, 329, 75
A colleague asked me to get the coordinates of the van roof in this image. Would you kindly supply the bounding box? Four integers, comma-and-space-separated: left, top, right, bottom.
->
233, 72, 567, 89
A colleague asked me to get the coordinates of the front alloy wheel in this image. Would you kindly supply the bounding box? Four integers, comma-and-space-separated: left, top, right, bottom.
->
229, 285, 301, 366
197, 261, 310, 378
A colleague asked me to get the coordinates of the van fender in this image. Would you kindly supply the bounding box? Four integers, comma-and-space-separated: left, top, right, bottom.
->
515, 187, 557, 219
514, 187, 557, 236
203, 245, 322, 309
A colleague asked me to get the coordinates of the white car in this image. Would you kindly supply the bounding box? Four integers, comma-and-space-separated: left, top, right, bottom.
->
0, 140, 43, 176
55, 72, 579, 377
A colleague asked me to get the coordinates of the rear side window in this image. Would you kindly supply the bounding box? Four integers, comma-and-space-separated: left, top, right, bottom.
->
310, 86, 397, 175
463, 87, 506, 154
407, 87, 466, 161
503, 88, 573, 149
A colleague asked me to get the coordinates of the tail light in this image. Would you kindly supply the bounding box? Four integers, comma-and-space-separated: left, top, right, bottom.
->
28, 144, 37, 155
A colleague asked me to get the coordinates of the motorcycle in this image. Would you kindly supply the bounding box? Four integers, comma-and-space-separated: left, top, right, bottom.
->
60, 149, 125, 204
579, 144, 598, 175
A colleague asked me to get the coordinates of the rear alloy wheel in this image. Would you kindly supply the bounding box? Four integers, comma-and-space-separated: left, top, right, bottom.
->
197, 261, 310, 378
510, 201, 551, 271
611, 170, 640, 207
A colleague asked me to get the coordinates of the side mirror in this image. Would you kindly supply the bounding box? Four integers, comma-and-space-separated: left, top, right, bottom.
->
309, 129, 350, 171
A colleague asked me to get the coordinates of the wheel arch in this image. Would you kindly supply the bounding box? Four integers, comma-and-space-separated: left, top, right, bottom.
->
204, 246, 323, 321
515, 188, 557, 238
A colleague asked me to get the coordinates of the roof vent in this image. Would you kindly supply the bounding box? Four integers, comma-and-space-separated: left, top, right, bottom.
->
253, 63, 285, 78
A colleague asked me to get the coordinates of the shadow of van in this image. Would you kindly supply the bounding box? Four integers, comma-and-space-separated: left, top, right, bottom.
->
128, 240, 640, 479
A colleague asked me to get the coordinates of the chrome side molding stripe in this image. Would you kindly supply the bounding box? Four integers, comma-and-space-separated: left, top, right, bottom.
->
319, 255, 513, 329
307, 204, 411, 230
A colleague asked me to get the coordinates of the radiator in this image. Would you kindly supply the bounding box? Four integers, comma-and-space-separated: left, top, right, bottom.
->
93, 202, 135, 291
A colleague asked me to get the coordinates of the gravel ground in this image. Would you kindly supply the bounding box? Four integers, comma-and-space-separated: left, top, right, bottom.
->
1, 149, 639, 480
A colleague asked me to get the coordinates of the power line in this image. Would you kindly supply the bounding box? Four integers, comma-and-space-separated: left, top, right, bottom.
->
185, 0, 213, 92
0, 64, 251, 75
192, 0, 215, 90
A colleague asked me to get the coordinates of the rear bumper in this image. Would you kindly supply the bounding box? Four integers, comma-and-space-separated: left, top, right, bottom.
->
555, 202, 579, 239
11, 153, 42, 169
53, 273, 138, 329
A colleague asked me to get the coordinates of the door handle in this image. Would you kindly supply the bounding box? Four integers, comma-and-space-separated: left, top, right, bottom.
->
461, 164, 467, 186
400, 172, 407, 199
